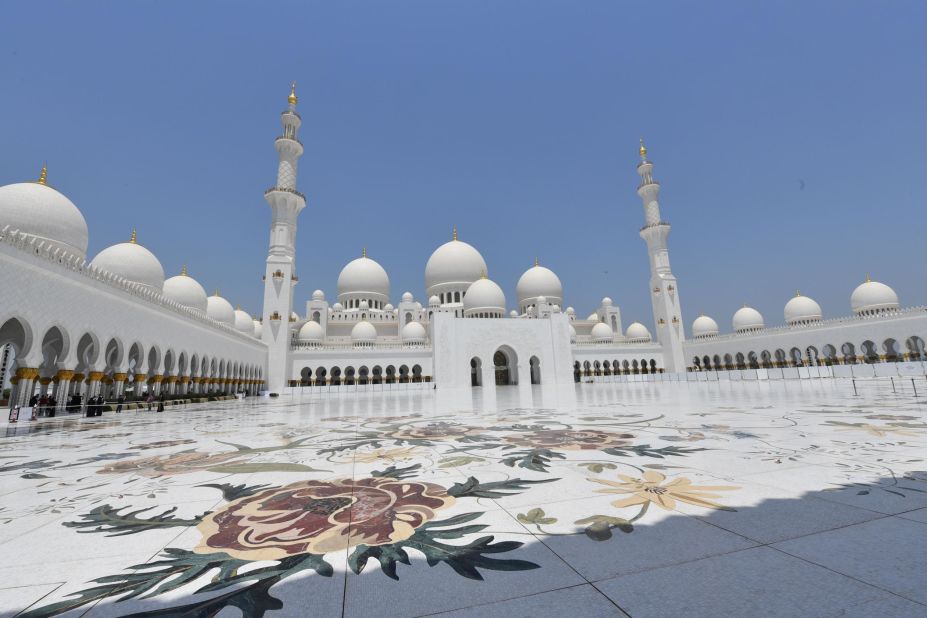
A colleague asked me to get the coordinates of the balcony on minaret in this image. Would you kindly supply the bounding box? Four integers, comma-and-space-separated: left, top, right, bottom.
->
263, 185, 306, 200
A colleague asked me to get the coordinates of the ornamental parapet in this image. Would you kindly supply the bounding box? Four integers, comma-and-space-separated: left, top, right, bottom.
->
263, 186, 306, 200
0, 225, 262, 344
639, 220, 670, 232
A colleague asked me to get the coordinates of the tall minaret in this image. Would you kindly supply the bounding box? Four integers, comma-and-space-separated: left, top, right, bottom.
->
262, 82, 306, 392
636, 139, 686, 373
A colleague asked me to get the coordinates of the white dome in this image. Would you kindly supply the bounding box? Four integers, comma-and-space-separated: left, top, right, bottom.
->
253, 319, 263, 339
463, 277, 506, 315
566, 306, 575, 315
591, 322, 613, 342
332, 302, 344, 312
784, 292, 823, 325
90, 235, 165, 292
569, 324, 576, 342
587, 312, 599, 321
516, 264, 563, 308
428, 295, 440, 307
425, 235, 488, 295
510, 310, 519, 318
298, 320, 324, 343
351, 320, 377, 344
384, 303, 394, 311
162, 267, 207, 312
414, 302, 422, 310
733, 306, 765, 332
233, 308, 253, 333
401, 321, 427, 343
359, 300, 369, 311
691, 314, 719, 338
312, 289, 325, 301
206, 293, 235, 325
625, 322, 652, 341
337, 255, 389, 300
401, 292, 414, 303
851, 278, 899, 315
0, 179, 89, 258
601, 297, 613, 307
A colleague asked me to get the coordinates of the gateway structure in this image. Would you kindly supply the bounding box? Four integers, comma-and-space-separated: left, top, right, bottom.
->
2, 85, 926, 409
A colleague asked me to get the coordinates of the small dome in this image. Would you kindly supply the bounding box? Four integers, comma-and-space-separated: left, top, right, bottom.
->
591, 322, 613, 342
359, 300, 369, 311
587, 312, 599, 321
332, 302, 344, 312
429, 295, 440, 307
425, 234, 488, 296
566, 306, 575, 315
233, 308, 253, 333
401, 321, 426, 343
625, 322, 651, 341
90, 233, 165, 292
298, 320, 324, 343
253, 319, 263, 339
312, 289, 325, 301
785, 292, 823, 325
351, 320, 377, 344
337, 254, 390, 301
569, 324, 576, 342
291, 311, 300, 321
414, 302, 423, 310
384, 303, 394, 311
851, 277, 899, 315
601, 297, 613, 307
733, 306, 765, 333
537, 296, 547, 304
463, 277, 506, 316
0, 178, 89, 258
162, 267, 207, 312
401, 291, 414, 303
206, 293, 235, 325
516, 263, 563, 308
509, 310, 519, 318
692, 314, 719, 338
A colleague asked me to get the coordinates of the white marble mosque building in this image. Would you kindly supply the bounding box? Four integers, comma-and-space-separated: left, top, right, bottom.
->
1, 84, 926, 410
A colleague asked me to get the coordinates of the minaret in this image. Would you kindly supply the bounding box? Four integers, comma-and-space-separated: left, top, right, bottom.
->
636, 139, 686, 373
261, 82, 306, 392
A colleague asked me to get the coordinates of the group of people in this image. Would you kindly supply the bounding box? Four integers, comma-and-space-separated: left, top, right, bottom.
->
19, 391, 171, 419
27, 393, 58, 417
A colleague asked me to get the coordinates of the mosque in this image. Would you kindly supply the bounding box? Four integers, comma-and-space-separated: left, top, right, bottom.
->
1, 84, 925, 411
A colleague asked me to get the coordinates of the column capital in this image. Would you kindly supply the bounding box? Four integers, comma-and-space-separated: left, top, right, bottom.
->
15, 367, 40, 380
113, 373, 128, 382
88, 371, 105, 381
150, 375, 164, 384
55, 370, 76, 381
134, 373, 147, 383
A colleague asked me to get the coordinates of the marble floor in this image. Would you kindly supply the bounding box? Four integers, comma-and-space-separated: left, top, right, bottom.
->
2, 379, 927, 617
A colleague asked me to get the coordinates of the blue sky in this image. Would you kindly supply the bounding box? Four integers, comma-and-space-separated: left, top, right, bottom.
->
2, 1, 925, 331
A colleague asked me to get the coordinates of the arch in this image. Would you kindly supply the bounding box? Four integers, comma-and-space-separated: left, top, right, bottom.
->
774, 349, 786, 368
77, 332, 101, 369
723, 354, 733, 370
640, 358, 649, 374
622, 359, 630, 374
405, 312, 413, 325
583, 360, 592, 376
593, 360, 601, 376
906, 336, 926, 361
372, 365, 382, 384
841, 342, 857, 364
861, 340, 879, 364
312, 311, 321, 323
789, 347, 803, 367
693, 356, 702, 370
412, 365, 422, 382
39, 325, 69, 376
882, 338, 900, 362
529, 356, 541, 384
760, 350, 772, 368
572, 361, 580, 383
386, 365, 396, 383
345, 366, 356, 385
493, 346, 518, 385
610, 315, 618, 331
300, 367, 312, 386
359, 366, 369, 385
330, 366, 342, 385
399, 365, 410, 383
650, 359, 657, 373
315, 366, 327, 385
631, 359, 639, 374
822, 344, 838, 365
712, 355, 722, 370
0, 316, 33, 358
747, 351, 759, 369
806, 346, 820, 366
702, 355, 712, 370
735, 353, 746, 370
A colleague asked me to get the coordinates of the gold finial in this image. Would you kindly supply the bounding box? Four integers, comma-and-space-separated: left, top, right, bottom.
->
699, 311, 704, 317
362, 247, 367, 258
129, 228, 137, 244
214, 289, 220, 297
795, 290, 801, 297
480, 269, 487, 280
865, 273, 871, 283
37, 163, 48, 185
181, 264, 188, 276
236, 304, 241, 310
452, 225, 458, 241
288, 81, 298, 105
534, 256, 539, 267
639, 137, 647, 160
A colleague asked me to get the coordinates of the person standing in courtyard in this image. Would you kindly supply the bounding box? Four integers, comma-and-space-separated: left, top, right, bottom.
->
157, 394, 165, 413
146, 393, 153, 411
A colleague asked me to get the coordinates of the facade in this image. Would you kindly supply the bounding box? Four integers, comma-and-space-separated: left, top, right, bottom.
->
2, 85, 926, 410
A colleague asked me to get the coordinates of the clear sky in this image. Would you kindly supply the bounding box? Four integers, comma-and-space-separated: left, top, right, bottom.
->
2, 1, 925, 332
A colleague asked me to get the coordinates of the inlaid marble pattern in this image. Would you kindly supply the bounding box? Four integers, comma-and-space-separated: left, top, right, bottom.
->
2, 380, 927, 617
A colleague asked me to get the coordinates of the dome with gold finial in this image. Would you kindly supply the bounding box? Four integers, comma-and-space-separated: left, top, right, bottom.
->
206, 290, 235, 325
784, 291, 823, 325
463, 275, 505, 317
516, 257, 563, 311
425, 226, 488, 297
337, 249, 390, 307
163, 264, 208, 312
233, 305, 254, 333
0, 165, 90, 258
851, 276, 898, 315
90, 229, 165, 292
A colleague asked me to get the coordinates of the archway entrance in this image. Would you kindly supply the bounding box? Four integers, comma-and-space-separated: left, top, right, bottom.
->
470, 357, 482, 387
493, 347, 517, 385
529, 356, 541, 384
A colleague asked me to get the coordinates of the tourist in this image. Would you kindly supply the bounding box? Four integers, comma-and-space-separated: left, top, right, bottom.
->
146, 393, 154, 411
115, 394, 124, 413
157, 394, 165, 413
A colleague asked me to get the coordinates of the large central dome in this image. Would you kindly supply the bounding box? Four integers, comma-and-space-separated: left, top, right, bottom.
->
89, 230, 165, 292
425, 228, 487, 297
337, 251, 390, 303
0, 175, 89, 258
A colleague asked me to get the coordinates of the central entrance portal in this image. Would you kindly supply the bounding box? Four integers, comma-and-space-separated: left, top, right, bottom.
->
493, 347, 518, 385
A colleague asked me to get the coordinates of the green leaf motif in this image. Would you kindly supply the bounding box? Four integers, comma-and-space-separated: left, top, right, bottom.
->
438, 456, 485, 468
574, 515, 634, 541
63, 505, 205, 536
516, 508, 557, 525
448, 476, 558, 499
371, 464, 421, 479
197, 482, 273, 502
579, 462, 617, 474
602, 444, 707, 459
501, 448, 565, 472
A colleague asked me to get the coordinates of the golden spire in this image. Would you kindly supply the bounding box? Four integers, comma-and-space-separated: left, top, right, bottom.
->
795, 290, 801, 297
288, 81, 298, 106
181, 264, 188, 276
37, 164, 48, 185
865, 273, 871, 283
236, 304, 241, 310
639, 137, 647, 160
362, 247, 367, 258
214, 289, 220, 297
534, 256, 539, 267
480, 269, 487, 280
452, 225, 458, 241
129, 228, 137, 244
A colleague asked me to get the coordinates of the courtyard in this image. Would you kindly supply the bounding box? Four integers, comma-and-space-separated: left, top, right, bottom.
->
1, 380, 926, 617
